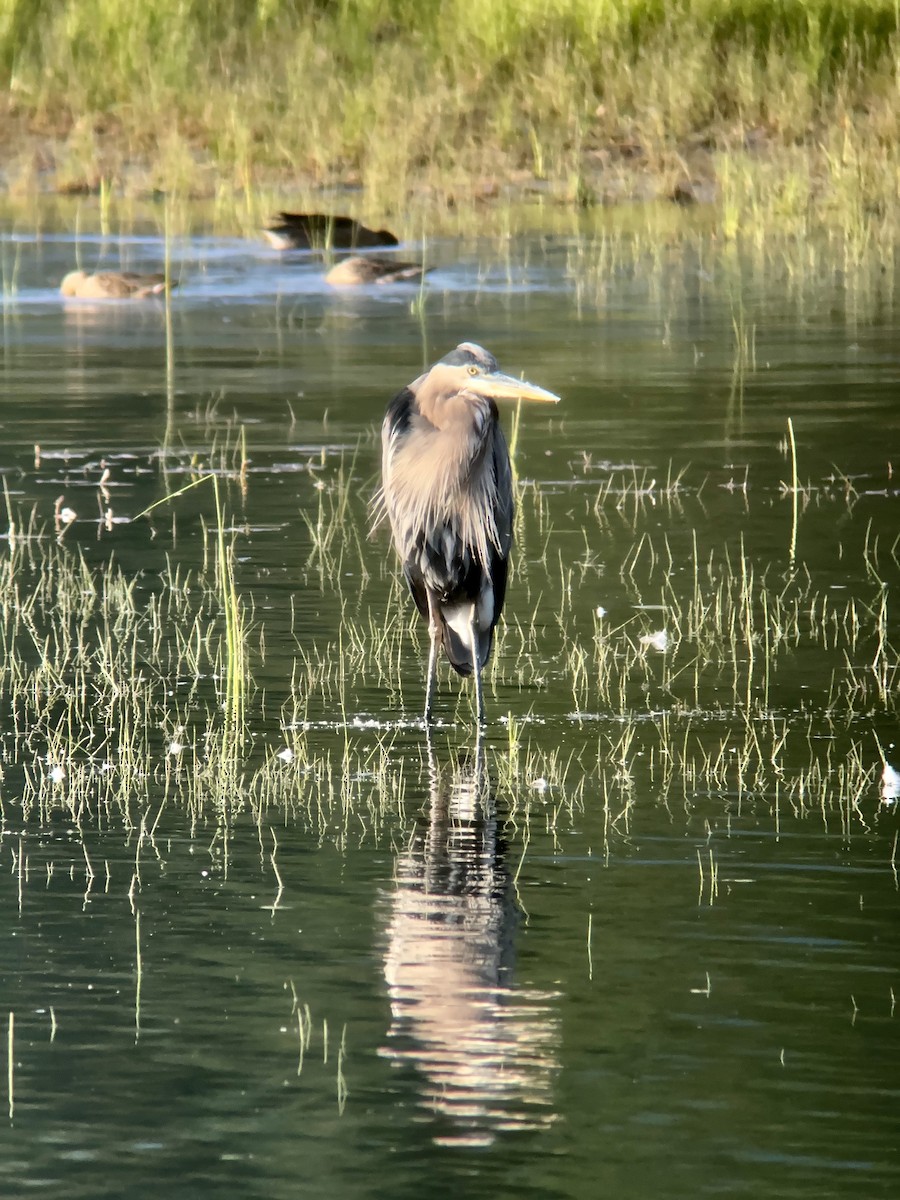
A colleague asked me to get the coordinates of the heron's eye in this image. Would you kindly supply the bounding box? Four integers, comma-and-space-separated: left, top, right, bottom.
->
467, 365, 479, 376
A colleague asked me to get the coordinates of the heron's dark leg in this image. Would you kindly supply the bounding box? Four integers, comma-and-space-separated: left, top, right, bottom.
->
467, 603, 486, 727
424, 591, 441, 723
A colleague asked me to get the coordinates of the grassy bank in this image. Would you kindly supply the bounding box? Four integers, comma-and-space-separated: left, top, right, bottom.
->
1, 1, 900, 233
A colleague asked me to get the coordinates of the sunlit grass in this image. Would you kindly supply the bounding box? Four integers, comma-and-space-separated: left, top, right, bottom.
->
0, 427, 894, 862
1, 1, 899, 240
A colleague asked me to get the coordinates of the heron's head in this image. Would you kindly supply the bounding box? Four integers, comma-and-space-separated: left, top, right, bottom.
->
415, 342, 560, 419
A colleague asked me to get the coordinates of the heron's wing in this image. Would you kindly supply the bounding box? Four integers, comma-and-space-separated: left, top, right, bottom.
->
433, 421, 513, 677
380, 386, 415, 485
487, 421, 514, 621
489, 421, 513, 558
373, 386, 416, 533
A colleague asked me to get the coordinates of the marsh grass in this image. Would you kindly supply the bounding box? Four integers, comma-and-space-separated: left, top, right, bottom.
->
560, 216, 898, 334
0, 423, 894, 876
6, 1011, 13, 1121
283, 982, 349, 1111
136, 472, 247, 736
2, 2, 900, 242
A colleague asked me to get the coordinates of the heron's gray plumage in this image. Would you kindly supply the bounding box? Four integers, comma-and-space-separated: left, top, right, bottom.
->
378, 342, 559, 724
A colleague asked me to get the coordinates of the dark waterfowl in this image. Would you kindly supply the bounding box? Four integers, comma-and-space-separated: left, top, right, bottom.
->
262, 212, 398, 251
377, 342, 559, 725
325, 255, 428, 287
60, 270, 172, 299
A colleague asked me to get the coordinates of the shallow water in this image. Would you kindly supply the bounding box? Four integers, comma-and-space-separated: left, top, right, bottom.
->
1, 212, 899, 1198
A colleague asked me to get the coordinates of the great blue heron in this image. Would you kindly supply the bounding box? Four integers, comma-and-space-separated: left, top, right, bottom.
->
59, 270, 173, 299
262, 212, 398, 251
379, 342, 559, 725
325, 255, 428, 287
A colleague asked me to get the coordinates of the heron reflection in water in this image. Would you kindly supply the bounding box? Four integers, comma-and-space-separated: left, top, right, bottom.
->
379, 740, 560, 1144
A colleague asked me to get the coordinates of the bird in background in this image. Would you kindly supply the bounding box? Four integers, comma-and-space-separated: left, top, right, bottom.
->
378, 342, 559, 726
60, 270, 173, 299
325, 255, 428, 287
262, 212, 398, 251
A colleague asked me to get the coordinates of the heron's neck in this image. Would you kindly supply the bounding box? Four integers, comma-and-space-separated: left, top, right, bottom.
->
419, 405, 489, 487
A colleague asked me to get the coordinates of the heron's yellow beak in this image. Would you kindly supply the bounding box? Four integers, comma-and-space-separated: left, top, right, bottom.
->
474, 371, 560, 404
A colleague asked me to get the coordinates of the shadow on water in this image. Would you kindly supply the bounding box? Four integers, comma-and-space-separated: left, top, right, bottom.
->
379, 737, 560, 1145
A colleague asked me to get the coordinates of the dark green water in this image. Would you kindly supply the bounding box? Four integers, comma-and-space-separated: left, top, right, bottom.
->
1, 215, 899, 1198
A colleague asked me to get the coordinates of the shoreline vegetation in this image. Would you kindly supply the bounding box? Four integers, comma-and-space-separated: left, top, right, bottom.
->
1, 0, 899, 238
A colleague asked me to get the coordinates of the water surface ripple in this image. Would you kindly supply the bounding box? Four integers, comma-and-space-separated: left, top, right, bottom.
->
0, 222, 898, 1198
